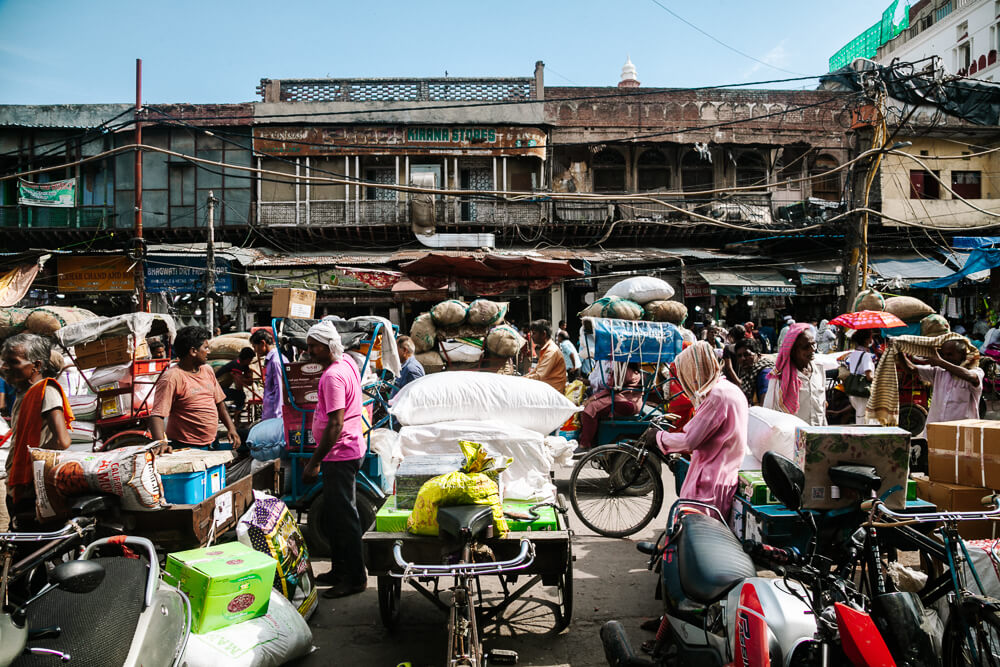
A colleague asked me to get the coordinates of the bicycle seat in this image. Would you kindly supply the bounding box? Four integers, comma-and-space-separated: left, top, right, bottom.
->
437, 505, 494, 542
676, 512, 756, 604
71, 494, 118, 517
828, 464, 881, 495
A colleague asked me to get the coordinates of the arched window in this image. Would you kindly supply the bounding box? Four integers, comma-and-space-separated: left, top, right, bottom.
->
735, 151, 767, 188
592, 149, 626, 193
811, 155, 841, 201
637, 149, 670, 191
681, 149, 713, 193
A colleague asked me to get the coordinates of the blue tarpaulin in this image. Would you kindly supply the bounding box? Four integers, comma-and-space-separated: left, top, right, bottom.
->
589, 318, 683, 363
912, 248, 1000, 289
953, 237, 1000, 249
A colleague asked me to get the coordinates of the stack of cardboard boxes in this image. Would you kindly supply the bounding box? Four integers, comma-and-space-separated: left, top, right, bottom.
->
918, 420, 1000, 540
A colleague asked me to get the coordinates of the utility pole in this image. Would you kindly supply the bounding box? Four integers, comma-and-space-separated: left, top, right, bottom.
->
206, 190, 217, 334
134, 58, 146, 312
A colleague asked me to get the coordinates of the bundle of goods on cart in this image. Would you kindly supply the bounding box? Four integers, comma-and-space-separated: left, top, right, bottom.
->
408, 298, 523, 372
851, 289, 943, 336
580, 275, 688, 325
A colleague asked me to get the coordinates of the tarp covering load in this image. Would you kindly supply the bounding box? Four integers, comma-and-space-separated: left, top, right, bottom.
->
823, 62, 1000, 126
588, 317, 683, 364
913, 248, 1000, 289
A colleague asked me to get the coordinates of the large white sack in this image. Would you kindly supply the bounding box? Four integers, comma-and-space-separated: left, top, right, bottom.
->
604, 276, 675, 305
398, 420, 563, 501
180, 588, 313, 667
439, 339, 484, 364
389, 372, 581, 435
369, 428, 403, 495
746, 406, 808, 465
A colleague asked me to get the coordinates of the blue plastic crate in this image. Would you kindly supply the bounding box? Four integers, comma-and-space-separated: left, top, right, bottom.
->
162, 464, 227, 505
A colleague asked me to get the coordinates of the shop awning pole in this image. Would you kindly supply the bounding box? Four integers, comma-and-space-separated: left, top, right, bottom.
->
134, 58, 146, 312
206, 191, 217, 334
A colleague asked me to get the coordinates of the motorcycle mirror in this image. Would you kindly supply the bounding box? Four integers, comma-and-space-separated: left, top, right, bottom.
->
48, 560, 105, 594
761, 451, 805, 511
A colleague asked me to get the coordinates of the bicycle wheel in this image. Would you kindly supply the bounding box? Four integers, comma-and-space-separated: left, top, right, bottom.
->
943, 597, 1000, 666
569, 445, 664, 538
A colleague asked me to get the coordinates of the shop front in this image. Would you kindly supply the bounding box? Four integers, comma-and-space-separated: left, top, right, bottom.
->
145, 254, 236, 330
55, 255, 136, 315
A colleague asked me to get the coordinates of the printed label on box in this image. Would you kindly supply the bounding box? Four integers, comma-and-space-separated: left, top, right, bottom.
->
214, 491, 233, 527
289, 302, 311, 318
811, 487, 825, 500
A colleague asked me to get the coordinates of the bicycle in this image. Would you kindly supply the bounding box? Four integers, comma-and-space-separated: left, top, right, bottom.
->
569, 414, 679, 538
857, 495, 1000, 666
390, 505, 534, 666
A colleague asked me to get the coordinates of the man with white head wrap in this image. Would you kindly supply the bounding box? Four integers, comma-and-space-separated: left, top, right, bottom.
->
302, 320, 368, 598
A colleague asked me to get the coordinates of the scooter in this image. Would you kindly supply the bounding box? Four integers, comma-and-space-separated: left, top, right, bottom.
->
1, 525, 190, 667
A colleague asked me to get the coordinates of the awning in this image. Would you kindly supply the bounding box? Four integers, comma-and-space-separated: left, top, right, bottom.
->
391, 279, 447, 302
867, 255, 954, 285
939, 251, 990, 282
914, 248, 1000, 289
696, 269, 797, 296
793, 260, 842, 286
400, 253, 582, 280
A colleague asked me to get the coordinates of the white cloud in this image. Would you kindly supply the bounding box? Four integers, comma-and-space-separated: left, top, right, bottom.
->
742, 40, 791, 79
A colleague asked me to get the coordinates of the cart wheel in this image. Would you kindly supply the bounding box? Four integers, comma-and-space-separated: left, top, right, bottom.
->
101, 429, 153, 452
898, 403, 927, 439
378, 575, 402, 629
554, 538, 573, 632
569, 445, 664, 538
303, 485, 382, 559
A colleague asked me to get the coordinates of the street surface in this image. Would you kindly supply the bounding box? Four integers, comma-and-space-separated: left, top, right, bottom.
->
293, 461, 679, 667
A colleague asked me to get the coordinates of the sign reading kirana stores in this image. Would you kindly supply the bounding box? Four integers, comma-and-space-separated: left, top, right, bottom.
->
253, 126, 546, 158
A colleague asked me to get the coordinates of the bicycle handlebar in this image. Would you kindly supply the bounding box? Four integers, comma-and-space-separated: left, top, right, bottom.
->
863, 496, 1000, 523
0, 517, 95, 543
391, 538, 535, 578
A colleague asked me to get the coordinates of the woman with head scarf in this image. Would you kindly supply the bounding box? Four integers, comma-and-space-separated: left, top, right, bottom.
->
763, 323, 828, 426
816, 319, 838, 354
638, 341, 748, 518
301, 320, 368, 598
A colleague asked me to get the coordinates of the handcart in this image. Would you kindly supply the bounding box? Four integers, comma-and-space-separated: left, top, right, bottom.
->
363, 494, 574, 656
272, 315, 399, 556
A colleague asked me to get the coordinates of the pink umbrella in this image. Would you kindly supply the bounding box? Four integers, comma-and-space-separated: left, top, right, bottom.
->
829, 310, 906, 330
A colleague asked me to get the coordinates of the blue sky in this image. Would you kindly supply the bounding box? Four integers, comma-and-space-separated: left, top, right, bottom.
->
1, 0, 898, 104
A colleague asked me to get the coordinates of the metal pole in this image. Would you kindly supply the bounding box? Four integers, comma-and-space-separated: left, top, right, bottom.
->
134, 58, 146, 312
206, 190, 217, 333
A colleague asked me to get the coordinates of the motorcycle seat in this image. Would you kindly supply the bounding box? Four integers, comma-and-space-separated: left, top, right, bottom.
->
437, 505, 494, 542
677, 512, 756, 605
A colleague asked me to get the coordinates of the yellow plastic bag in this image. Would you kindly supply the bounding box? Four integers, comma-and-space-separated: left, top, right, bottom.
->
406, 441, 511, 538
562, 380, 586, 430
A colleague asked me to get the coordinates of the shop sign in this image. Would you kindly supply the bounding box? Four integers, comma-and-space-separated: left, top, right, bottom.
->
740, 285, 797, 296
19, 178, 75, 207
145, 256, 234, 294
254, 126, 546, 159
58, 256, 134, 292
682, 269, 711, 298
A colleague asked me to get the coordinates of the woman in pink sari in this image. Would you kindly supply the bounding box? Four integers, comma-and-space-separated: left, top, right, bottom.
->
640, 341, 748, 519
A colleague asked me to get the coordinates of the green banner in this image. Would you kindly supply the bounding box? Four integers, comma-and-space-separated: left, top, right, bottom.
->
18, 178, 76, 207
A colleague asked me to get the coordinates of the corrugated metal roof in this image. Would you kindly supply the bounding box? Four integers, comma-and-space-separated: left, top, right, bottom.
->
0, 104, 133, 128
868, 254, 953, 281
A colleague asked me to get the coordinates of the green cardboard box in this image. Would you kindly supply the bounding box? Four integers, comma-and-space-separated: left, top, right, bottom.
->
737, 470, 778, 505
374, 496, 559, 533
165, 541, 277, 634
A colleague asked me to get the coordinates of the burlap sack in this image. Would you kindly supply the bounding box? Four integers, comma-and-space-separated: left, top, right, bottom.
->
415, 350, 446, 373
644, 300, 688, 324
410, 313, 437, 353
430, 300, 469, 327
467, 299, 508, 327
920, 313, 950, 337
208, 336, 254, 360
486, 325, 526, 358
0, 307, 31, 338
853, 290, 885, 313
24, 307, 98, 336
580, 296, 644, 321
884, 296, 934, 323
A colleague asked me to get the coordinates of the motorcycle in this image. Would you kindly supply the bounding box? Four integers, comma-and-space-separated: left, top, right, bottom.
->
599, 460, 899, 666
1, 508, 190, 667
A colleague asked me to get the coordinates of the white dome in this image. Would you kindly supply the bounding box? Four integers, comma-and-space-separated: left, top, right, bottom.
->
620, 56, 638, 83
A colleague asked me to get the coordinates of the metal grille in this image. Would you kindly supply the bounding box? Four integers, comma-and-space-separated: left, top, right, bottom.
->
260, 78, 535, 103
308, 201, 346, 226
259, 202, 300, 225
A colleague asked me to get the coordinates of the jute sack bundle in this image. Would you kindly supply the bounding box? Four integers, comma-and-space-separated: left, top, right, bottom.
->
438, 324, 490, 340
416, 350, 446, 373
467, 299, 508, 327
580, 296, 644, 321
225, 331, 252, 340
0, 307, 31, 338
644, 300, 688, 324
920, 313, 950, 337
486, 325, 526, 358
24, 307, 97, 336
208, 336, 254, 360
410, 313, 437, 353
883, 296, 934, 323
853, 290, 885, 313
430, 300, 469, 327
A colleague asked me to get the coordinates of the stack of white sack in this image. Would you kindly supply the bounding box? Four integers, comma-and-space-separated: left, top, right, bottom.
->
388, 373, 582, 501
743, 406, 808, 471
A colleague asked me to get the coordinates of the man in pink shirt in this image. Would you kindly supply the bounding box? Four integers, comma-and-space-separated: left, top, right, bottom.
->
302, 320, 367, 598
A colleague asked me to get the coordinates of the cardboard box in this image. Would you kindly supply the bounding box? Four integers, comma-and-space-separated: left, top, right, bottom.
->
96, 382, 129, 419
75, 336, 133, 370
394, 455, 466, 509
165, 541, 276, 634
737, 470, 779, 505
282, 361, 324, 406
795, 426, 911, 511
914, 477, 999, 540
271, 288, 316, 320
927, 420, 1000, 489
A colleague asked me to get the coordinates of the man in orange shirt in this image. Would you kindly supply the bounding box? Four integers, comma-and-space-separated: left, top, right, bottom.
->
149, 326, 241, 451
526, 319, 567, 393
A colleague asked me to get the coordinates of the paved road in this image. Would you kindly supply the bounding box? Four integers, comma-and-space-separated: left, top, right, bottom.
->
292, 461, 679, 667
